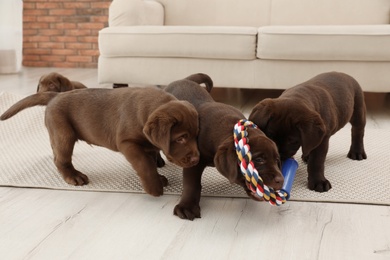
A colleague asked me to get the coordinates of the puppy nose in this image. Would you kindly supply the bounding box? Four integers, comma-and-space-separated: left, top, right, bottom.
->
274, 175, 284, 190
274, 175, 284, 184
190, 156, 199, 165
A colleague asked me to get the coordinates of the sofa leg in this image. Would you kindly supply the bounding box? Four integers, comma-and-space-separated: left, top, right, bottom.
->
113, 83, 128, 88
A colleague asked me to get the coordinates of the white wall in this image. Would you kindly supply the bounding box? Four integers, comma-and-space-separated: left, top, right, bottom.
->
0, 0, 23, 73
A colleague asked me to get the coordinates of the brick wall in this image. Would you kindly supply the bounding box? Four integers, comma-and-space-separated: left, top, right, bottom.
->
23, 0, 111, 68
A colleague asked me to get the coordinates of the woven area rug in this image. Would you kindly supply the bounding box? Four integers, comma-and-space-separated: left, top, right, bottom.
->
1, 91, 389, 205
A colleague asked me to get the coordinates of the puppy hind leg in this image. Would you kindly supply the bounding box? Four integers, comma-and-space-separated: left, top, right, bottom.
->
348, 98, 367, 160
348, 126, 367, 160
48, 126, 89, 186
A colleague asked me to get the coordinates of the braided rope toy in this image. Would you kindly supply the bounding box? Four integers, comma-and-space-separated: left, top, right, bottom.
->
233, 119, 298, 206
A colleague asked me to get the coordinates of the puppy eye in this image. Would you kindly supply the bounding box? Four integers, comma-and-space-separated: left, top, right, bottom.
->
254, 157, 265, 164
175, 134, 188, 144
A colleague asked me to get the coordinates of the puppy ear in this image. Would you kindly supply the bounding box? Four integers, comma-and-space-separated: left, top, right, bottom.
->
143, 109, 176, 154
214, 137, 240, 183
57, 74, 73, 92
248, 99, 274, 130
36, 75, 44, 92
297, 111, 326, 156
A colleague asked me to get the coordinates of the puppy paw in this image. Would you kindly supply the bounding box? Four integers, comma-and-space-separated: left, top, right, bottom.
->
143, 179, 164, 197
173, 203, 201, 221
63, 171, 89, 186
144, 185, 164, 197
308, 179, 332, 192
347, 149, 367, 161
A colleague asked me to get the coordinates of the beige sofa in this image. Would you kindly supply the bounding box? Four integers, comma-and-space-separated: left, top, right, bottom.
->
98, 0, 390, 92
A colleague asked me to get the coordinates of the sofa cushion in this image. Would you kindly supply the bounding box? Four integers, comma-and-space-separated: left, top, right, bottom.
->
99, 26, 258, 60
270, 0, 390, 25
157, 0, 272, 27
109, 0, 164, 26
257, 25, 390, 61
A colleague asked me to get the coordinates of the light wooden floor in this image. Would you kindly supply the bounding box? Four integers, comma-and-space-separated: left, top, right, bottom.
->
1, 67, 390, 260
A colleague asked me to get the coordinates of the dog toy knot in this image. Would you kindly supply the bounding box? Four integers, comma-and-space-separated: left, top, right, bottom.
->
234, 119, 289, 206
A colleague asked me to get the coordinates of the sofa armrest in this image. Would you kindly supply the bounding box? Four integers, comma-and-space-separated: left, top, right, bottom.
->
109, 0, 164, 26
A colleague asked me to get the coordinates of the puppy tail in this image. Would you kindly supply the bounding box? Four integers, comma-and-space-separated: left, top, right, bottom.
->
185, 73, 213, 93
0, 92, 58, 120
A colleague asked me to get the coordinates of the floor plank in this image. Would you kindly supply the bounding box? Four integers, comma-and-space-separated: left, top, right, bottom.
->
1, 188, 390, 259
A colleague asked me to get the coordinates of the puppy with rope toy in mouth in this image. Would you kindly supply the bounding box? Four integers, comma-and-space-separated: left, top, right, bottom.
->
234, 119, 298, 205
164, 73, 288, 220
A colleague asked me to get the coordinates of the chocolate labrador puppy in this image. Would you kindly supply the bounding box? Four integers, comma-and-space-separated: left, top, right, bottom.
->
37, 72, 87, 92
1, 87, 200, 197
164, 73, 284, 220
249, 71, 367, 192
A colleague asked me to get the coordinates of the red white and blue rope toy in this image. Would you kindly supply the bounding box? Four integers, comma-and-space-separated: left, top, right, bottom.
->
233, 119, 298, 206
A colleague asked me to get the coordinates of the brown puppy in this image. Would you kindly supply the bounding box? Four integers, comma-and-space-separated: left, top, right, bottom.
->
1, 87, 200, 197
249, 71, 367, 192
37, 72, 87, 92
164, 73, 284, 220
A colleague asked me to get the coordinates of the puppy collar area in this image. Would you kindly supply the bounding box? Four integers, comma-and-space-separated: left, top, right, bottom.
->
233, 119, 289, 206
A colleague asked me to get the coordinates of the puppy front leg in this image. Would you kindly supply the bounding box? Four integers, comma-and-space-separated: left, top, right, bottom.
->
119, 143, 167, 197
307, 137, 332, 192
174, 163, 206, 220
